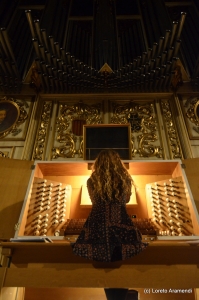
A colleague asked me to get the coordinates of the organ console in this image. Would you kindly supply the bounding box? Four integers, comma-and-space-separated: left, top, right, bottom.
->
1, 159, 195, 243
1, 158, 199, 289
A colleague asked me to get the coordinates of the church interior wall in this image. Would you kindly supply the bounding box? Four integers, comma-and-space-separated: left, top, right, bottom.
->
1, 92, 199, 161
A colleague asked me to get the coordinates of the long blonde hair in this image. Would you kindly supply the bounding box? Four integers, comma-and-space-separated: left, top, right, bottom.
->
89, 149, 133, 202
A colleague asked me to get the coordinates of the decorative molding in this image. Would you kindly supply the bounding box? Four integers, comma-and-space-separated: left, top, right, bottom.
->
21, 96, 40, 160
110, 101, 163, 158
171, 64, 183, 91
193, 126, 199, 134
184, 96, 193, 108
32, 101, 52, 160
52, 101, 103, 159
160, 99, 183, 159
0, 146, 18, 159
30, 65, 42, 93
0, 151, 8, 158
180, 96, 199, 140
0, 97, 28, 139
186, 98, 199, 126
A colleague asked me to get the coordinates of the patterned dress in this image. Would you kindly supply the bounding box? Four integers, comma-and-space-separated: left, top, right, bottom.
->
72, 178, 148, 262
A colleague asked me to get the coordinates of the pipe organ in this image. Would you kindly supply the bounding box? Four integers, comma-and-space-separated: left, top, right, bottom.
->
0, 0, 199, 295
0, 0, 199, 93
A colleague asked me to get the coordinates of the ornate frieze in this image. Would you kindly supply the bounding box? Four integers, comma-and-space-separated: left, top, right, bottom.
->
32, 101, 52, 160
160, 99, 182, 158
110, 101, 163, 158
52, 101, 103, 159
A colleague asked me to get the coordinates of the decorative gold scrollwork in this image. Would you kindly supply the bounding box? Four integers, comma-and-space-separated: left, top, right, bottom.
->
33, 101, 52, 160
52, 101, 102, 159
0, 97, 28, 139
137, 133, 160, 157
161, 100, 182, 159
185, 97, 199, 126
111, 101, 162, 158
78, 137, 84, 157
181, 96, 199, 138
53, 132, 76, 158
130, 134, 135, 157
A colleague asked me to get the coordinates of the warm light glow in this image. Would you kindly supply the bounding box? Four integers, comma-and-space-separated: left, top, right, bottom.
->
80, 179, 137, 206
